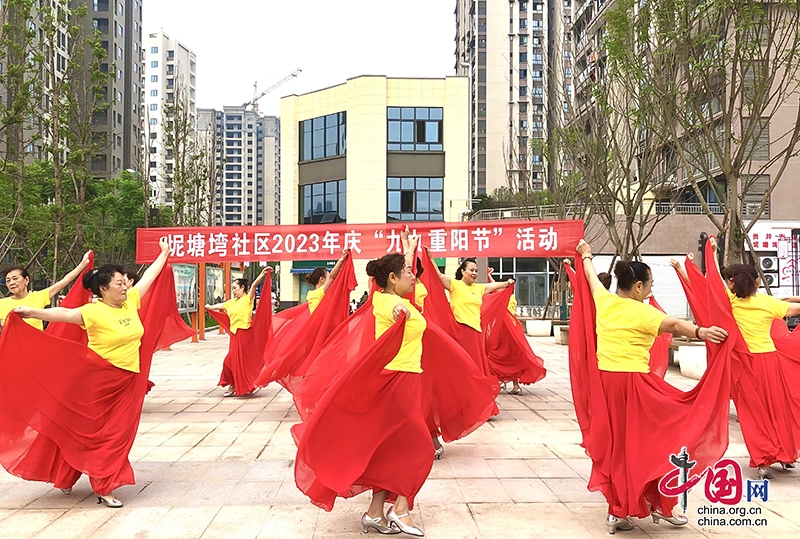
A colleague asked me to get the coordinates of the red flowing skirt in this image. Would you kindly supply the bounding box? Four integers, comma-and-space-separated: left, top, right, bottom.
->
0, 267, 192, 494
256, 257, 357, 392
732, 349, 800, 467
484, 312, 546, 384
453, 322, 489, 376
292, 318, 433, 511
293, 296, 499, 444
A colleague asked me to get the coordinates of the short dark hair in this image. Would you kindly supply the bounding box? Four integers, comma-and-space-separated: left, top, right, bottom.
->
3, 266, 30, 289
597, 272, 612, 290
730, 264, 758, 299
366, 254, 406, 289
123, 265, 140, 285
233, 278, 250, 293
82, 264, 125, 297
455, 258, 478, 280
306, 267, 327, 287
613, 261, 651, 291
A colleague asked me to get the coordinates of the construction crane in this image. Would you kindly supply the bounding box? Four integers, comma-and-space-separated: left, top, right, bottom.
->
243, 68, 302, 115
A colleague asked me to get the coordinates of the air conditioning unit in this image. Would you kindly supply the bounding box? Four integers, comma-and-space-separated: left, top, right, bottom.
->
759, 256, 779, 273
762, 273, 779, 288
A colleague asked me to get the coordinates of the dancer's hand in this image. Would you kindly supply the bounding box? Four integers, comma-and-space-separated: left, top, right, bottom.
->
576, 239, 592, 258
669, 259, 680, 269
686, 252, 694, 261
700, 326, 728, 343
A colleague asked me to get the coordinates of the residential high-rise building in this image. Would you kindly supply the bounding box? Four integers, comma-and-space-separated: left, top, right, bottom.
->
87, 0, 144, 179
143, 31, 196, 206
456, 0, 552, 195
196, 107, 280, 226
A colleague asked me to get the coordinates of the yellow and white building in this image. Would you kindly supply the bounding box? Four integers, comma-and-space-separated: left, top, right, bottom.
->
279, 75, 470, 304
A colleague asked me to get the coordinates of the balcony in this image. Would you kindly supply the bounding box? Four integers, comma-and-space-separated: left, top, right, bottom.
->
655, 202, 723, 215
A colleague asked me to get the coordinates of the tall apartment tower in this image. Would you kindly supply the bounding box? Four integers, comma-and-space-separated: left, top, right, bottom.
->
196, 107, 280, 226
143, 31, 197, 206
456, 0, 550, 195
88, 0, 144, 179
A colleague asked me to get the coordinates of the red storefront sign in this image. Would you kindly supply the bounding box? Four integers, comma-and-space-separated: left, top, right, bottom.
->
136, 220, 584, 263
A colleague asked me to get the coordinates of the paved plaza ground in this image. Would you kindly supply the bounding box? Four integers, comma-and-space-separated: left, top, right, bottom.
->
1, 332, 799, 538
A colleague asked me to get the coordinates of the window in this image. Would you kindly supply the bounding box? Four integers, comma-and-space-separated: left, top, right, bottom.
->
151, 60, 158, 68
150, 103, 157, 111
299, 112, 346, 162
532, 54, 543, 63
519, 52, 528, 63
519, 86, 528, 97
387, 177, 444, 222
521, 120, 528, 130
520, 35, 528, 46
744, 117, 770, 161
531, 19, 542, 28
151, 46, 158, 53
742, 175, 770, 218
520, 1, 528, 11
150, 118, 157, 125
565, 67, 572, 77
300, 180, 347, 224
519, 69, 527, 79
532, 87, 543, 96
151, 75, 158, 82
520, 19, 527, 29
532, 70, 542, 79
150, 89, 157, 96
519, 102, 528, 113
387, 107, 443, 151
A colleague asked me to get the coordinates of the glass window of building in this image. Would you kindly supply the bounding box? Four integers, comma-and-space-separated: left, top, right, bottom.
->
386, 177, 444, 221
300, 180, 346, 224
387, 107, 443, 151
299, 112, 346, 162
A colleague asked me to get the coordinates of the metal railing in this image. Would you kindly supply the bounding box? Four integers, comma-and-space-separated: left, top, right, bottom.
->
654, 202, 723, 215
471, 203, 591, 221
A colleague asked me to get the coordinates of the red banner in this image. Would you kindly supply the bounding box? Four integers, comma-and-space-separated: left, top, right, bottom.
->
136, 221, 584, 263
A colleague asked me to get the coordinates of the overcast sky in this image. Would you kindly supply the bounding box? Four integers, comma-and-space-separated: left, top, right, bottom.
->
143, 1, 456, 116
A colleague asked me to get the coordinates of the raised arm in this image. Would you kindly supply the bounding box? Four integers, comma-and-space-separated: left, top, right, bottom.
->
14, 306, 84, 325
424, 246, 451, 290
322, 250, 349, 292
47, 251, 92, 299
249, 268, 269, 300
658, 317, 728, 343
484, 279, 513, 294
400, 227, 420, 271
134, 237, 169, 298
786, 303, 800, 317
487, 267, 495, 283
576, 240, 604, 294
669, 258, 689, 281
205, 302, 226, 312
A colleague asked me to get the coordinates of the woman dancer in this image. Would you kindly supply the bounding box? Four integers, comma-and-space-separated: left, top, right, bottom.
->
427, 255, 512, 375
293, 253, 429, 536
206, 269, 270, 397
306, 250, 349, 313
485, 267, 546, 394
721, 263, 800, 478
571, 239, 730, 533
3, 238, 177, 507
0, 251, 92, 330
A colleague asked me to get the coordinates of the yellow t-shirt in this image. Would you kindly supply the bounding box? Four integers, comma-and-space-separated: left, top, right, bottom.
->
223, 294, 254, 334
727, 290, 789, 353
594, 287, 668, 373
307, 287, 325, 314
414, 280, 428, 313
0, 289, 50, 331
449, 279, 486, 331
78, 287, 144, 372
508, 294, 518, 316
373, 292, 426, 373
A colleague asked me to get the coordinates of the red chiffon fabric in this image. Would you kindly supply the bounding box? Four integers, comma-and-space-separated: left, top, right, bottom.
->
567, 245, 733, 518
256, 257, 358, 392
674, 257, 800, 467
45, 252, 95, 344
0, 266, 193, 494
292, 314, 434, 511
647, 297, 672, 379
293, 290, 499, 443
483, 285, 546, 384
209, 271, 274, 396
